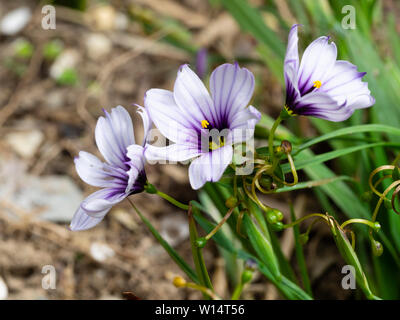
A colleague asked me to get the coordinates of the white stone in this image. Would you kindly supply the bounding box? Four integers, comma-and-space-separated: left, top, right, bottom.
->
50, 49, 80, 80
90, 243, 115, 262
5, 130, 44, 159
0, 173, 84, 223
0, 277, 8, 300
160, 214, 189, 247
0, 7, 32, 36
85, 33, 112, 60
114, 13, 129, 30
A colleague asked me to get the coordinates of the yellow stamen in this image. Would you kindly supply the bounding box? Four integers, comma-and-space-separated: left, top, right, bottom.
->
201, 120, 210, 129
313, 80, 322, 89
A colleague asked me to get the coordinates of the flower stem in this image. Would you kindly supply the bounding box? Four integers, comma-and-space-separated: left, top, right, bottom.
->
283, 213, 328, 229
185, 282, 221, 300
231, 281, 244, 300
268, 115, 283, 162
156, 190, 189, 210
188, 204, 213, 298
340, 218, 378, 230
205, 206, 235, 241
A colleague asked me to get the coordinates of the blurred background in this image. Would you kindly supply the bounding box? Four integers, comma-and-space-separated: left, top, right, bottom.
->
0, 0, 399, 299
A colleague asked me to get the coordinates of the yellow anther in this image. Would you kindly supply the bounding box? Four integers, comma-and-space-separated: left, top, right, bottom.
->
313, 80, 322, 89
201, 120, 210, 129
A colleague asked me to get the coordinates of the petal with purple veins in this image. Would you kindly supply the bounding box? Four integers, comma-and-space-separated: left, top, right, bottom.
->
188, 145, 233, 190
70, 188, 126, 231
209, 63, 255, 127
145, 88, 199, 144
95, 106, 134, 168
174, 64, 218, 128
145, 143, 201, 162
298, 36, 337, 94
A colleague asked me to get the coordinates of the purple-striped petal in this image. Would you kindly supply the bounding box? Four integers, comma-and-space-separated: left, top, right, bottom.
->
188, 145, 233, 190
298, 36, 337, 95
95, 106, 134, 168
320, 61, 373, 110
126, 144, 146, 193
74, 151, 110, 188
145, 143, 201, 162
135, 105, 153, 146
284, 24, 300, 73
295, 92, 353, 122
209, 63, 255, 127
174, 64, 218, 128
228, 105, 261, 144
74, 151, 127, 189
145, 88, 199, 144
70, 188, 126, 231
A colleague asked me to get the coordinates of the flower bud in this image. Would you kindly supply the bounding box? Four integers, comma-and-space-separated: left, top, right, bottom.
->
225, 196, 238, 208
241, 269, 253, 284
371, 240, 383, 257
280, 140, 292, 154
259, 176, 273, 190
173, 276, 187, 288
244, 258, 257, 271
195, 237, 207, 248
373, 222, 381, 232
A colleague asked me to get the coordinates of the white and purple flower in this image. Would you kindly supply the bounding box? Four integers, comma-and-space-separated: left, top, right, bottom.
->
144, 63, 261, 190
284, 24, 374, 121
70, 105, 151, 231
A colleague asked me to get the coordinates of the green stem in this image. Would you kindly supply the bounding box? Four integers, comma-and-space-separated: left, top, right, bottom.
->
231, 282, 244, 300
127, 198, 198, 282
268, 114, 283, 162
205, 206, 235, 241
290, 205, 313, 297
341, 218, 379, 230
283, 213, 328, 229
188, 204, 213, 298
156, 190, 189, 210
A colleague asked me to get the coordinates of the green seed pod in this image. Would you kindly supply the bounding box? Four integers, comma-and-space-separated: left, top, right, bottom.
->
299, 233, 309, 245
225, 196, 238, 208
259, 176, 273, 190
371, 240, 383, 257
195, 237, 207, 248
266, 210, 278, 224
271, 221, 284, 232
273, 209, 284, 221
